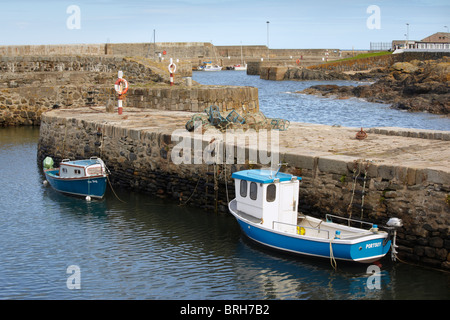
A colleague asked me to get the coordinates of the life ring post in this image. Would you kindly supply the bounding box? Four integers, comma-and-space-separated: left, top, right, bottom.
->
114, 71, 128, 115
168, 58, 177, 86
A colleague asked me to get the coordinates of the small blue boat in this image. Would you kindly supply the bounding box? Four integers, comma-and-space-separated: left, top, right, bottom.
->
43, 157, 108, 200
228, 168, 402, 264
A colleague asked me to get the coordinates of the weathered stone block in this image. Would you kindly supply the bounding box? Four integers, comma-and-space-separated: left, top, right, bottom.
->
318, 155, 353, 175
429, 237, 444, 248
377, 164, 395, 180
423, 168, 450, 185
281, 152, 314, 170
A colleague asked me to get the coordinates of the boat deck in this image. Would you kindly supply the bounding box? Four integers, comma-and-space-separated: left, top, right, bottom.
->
62, 159, 99, 166
231, 199, 384, 241
44, 169, 60, 177
297, 216, 377, 240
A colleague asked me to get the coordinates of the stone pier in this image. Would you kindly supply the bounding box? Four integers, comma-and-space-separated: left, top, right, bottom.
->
37, 107, 450, 270
0, 55, 259, 126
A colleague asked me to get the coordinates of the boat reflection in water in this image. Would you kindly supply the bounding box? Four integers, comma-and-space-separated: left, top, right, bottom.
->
234, 235, 392, 299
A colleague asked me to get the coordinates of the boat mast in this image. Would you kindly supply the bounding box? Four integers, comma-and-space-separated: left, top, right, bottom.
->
240, 42, 243, 65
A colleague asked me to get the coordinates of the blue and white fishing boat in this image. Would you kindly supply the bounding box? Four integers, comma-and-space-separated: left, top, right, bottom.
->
228, 168, 403, 264
43, 156, 108, 200
203, 64, 222, 71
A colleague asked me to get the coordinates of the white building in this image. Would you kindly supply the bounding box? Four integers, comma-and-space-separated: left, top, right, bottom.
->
392, 32, 450, 50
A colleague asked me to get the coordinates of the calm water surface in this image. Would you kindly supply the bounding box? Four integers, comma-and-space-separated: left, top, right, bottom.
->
1, 73, 450, 300
193, 70, 450, 131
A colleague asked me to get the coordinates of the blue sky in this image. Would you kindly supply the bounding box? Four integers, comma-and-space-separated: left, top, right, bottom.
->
2, 0, 449, 49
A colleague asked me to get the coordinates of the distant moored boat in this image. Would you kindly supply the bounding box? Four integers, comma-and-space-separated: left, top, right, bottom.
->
43, 156, 108, 200
203, 64, 222, 71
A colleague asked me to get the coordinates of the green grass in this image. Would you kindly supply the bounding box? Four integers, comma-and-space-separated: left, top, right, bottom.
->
329, 51, 392, 63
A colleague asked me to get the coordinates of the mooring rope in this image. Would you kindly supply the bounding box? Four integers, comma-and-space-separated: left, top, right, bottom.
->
106, 175, 126, 203
329, 240, 337, 270
62, 123, 68, 159
104, 165, 126, 203
347, 160, 362, 224
224, 163, 230, 204
360, 162, 368, 221
179, 177, 201, 206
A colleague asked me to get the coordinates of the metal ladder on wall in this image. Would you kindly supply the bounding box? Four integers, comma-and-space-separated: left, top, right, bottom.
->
204, 164, 219, 214
347, 160, 370, 225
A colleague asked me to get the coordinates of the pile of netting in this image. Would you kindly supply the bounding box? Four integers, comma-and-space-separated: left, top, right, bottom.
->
185, 105, 290, 132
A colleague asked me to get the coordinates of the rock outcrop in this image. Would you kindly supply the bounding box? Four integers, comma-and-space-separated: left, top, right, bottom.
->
299, 57, 450, 115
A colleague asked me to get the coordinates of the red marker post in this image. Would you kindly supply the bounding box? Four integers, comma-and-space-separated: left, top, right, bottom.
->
114, 71, 128, 114
168, 58, 177, 86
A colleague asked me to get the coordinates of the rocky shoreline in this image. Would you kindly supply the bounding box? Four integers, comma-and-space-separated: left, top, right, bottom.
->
298, 57, 450, 115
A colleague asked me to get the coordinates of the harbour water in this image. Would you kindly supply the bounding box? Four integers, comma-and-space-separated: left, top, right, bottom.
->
1, 71, 450, 301
193, 70, 450, 131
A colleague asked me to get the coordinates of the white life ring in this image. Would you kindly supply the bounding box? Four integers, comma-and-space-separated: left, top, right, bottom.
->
168, 63, 177, 74
114, 78, 128, 95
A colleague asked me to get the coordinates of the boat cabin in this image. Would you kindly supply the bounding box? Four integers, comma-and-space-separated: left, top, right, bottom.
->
231, 169, 301, 231
59, 158, 105, 179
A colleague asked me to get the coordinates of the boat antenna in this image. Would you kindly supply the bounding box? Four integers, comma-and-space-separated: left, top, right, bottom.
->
274, 162, 287, 177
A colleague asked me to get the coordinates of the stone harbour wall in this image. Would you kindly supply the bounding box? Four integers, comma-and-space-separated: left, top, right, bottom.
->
0, 85, 259, 126
0, 43, 338, 65
37, 109, 450, 270
0, 44, 106, 56
0, 42, 214, 59
0, 56, 165, 84
123, 86, 259, 114
0, 55, 258, 126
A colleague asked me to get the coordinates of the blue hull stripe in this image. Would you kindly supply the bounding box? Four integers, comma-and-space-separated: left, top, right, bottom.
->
45, 171, 107, 199
234, 216, 390, 263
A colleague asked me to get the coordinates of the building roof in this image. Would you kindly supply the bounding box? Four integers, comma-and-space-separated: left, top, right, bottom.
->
421, 32, 449, 43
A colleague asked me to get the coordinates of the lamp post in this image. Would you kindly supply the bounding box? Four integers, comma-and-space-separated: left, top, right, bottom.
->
406, 23, 409, 49
266, 21, 270, 60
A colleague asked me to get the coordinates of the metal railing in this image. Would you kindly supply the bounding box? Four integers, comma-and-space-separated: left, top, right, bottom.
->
272, 214, 382, 239
370, 42, 392, 51
325, 214, 374, 228
273, 221, 331, 239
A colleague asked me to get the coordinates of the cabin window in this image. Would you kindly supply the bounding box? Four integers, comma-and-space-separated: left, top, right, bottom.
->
250, 182, 258, 200
62, 168, 67, 173
74, 169, 81, 175
266, 184, 276, 202
240, 180, 247, 197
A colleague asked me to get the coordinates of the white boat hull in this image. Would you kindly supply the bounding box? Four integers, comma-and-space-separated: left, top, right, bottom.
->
203, 65, 222, 71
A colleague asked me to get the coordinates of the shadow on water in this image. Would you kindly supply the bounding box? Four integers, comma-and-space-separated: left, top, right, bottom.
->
0, 126, 40, 147
42, 185, 110, 218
